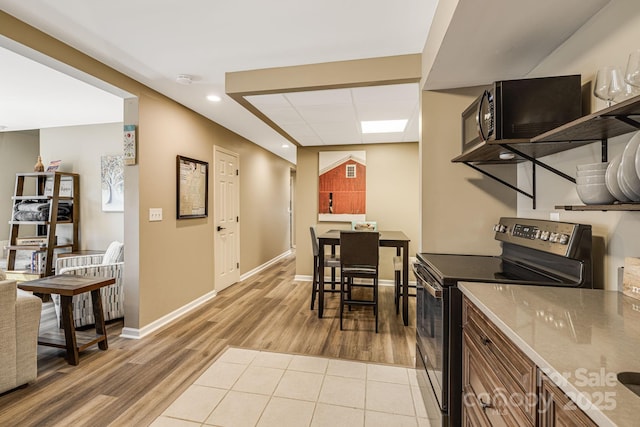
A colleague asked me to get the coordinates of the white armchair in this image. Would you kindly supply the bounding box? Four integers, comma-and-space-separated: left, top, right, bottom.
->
54, 241, 124, 328
0, 279, 42, 394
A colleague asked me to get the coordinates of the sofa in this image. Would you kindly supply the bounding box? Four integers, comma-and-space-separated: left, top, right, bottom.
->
53, 241, 124, 328
0, 279, 42, 394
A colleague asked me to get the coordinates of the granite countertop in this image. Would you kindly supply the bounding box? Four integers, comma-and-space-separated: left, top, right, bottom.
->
459, 282, 640, 427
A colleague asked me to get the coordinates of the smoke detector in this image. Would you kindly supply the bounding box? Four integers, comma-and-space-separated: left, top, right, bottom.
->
176, 74, 193, 85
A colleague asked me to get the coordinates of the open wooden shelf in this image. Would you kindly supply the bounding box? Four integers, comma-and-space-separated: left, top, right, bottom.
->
452, 139, 595, 163
453, 93, 640, 210
534, 94, 640, 143
555, 203, 640, 211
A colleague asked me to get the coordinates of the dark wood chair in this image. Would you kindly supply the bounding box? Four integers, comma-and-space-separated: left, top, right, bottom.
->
339, 231, 380, 332
310, 226, 340, 310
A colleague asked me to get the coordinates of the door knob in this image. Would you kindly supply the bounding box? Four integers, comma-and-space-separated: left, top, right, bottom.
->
217, 226, 226, 231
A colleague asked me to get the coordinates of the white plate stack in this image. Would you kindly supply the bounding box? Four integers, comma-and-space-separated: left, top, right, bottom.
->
606, 131, 640, 203
576, 162, 615, 204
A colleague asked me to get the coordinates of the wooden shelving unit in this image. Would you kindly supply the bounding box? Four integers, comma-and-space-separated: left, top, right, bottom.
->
453, 93, 640, 210
6, 172, 79, 277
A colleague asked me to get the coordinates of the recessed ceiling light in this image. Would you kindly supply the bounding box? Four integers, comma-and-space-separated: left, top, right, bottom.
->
281, 143, 289, 148
206, 94, 222, 102
361, 119, 408, 134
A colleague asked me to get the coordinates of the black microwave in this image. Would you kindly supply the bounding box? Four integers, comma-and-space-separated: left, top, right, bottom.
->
461, 75, 582, 153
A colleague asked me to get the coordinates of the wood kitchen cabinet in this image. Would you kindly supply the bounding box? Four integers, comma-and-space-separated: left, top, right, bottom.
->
538, 372, 598, 427
462, 297, 537, 426
462, 296, 600, 426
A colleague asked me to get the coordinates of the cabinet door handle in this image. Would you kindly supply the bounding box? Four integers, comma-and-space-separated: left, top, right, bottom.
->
482, 337, 491, 346
479, 397, 493, 411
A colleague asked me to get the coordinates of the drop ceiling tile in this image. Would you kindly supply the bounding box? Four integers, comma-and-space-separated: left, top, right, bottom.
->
280, 123, 317, 139
296, 135, 324, 146
245, 93, 290, 108
355, 101, 416, 121
259, 106, 304, 125
285, 88, 352, 106
296, 104, 357, 124
362, 133, 406, 144
316, 130, 361, 146
310, 122, 359, 135
351, 83, 419, 103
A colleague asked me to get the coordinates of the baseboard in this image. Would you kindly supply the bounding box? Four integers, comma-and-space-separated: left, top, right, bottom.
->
239, 249, 292, 281
120, 289, 217, 340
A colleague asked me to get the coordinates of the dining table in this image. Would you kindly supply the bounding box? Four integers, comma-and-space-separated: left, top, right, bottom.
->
316, 230, 411, 326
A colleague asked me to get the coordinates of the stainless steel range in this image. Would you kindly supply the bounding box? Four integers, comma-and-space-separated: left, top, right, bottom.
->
413, 217, 594, 426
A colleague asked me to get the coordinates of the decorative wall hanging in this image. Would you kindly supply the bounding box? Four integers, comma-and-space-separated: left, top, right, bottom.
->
123, 124, 137, 165
318, 150, 366, 222
101, 155, 124, 212
177, 155, 208, 219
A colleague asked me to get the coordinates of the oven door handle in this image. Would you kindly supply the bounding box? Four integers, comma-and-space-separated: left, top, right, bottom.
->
413, 264, 443, 299
423, 280, 443, 299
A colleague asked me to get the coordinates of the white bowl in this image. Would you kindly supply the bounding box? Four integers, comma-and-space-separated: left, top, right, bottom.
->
606, 154, 631, 202
576, 169, 607, 177
576, 183, 615, 205
576, 175, 606, 185
576, 162, 609, 171
620, 132, 640, 196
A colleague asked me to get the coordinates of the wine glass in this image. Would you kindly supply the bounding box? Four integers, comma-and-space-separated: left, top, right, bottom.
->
594, 66, 625, 107
624, 50, 640, 88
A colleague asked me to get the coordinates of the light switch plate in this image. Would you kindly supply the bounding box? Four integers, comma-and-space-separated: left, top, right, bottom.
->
149, 208, 163, 222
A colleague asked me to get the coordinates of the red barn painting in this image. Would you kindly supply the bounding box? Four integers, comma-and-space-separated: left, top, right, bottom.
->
318, 151, 366, 221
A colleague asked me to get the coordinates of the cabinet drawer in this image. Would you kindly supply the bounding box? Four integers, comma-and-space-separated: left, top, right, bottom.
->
463, 333, 533, 427
463, 298, 537, 424
464, 299, 536, 394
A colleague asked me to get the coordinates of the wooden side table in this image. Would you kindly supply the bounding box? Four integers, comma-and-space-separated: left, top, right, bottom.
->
18, 274, 115, 365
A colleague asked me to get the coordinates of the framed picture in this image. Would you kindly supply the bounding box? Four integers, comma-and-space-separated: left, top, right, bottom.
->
318, 150, 366, 222
123, 125, 137, 165
101, 155, 124, 212
177, 155, 208, 219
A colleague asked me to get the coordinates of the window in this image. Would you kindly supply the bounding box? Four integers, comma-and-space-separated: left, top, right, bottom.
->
346, 164, 356, 178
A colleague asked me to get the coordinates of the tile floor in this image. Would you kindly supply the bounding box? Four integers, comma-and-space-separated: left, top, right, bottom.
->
151, 347, 430, 427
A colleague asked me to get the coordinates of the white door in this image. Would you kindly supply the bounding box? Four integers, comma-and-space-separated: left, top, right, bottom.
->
214, 147, 240, 292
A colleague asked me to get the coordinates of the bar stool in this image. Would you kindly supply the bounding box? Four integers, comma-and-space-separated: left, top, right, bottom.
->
310, 226, 340, 310
339, 231, 380, 332
393, 255, 417, 314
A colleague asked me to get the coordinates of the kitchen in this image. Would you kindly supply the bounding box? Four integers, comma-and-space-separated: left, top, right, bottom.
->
415, 1, 640, 425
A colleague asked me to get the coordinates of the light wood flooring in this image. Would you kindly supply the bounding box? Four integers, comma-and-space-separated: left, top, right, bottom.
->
0, 251, 416, 426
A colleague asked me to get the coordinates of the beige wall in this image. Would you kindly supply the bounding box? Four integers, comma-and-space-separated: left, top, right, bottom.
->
420, 88, 517, 255
40, 123, 125, 250
295, 143, 420, 281
0, 130, 40, 241
518, 0, 640, 290
0, 12, 293, 330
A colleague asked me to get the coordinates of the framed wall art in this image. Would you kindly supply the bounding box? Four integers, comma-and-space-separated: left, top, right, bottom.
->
318, 150, 366, 222
101, 155, 124, 212
177, 155, 208, 219
123, 125, 137, 165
